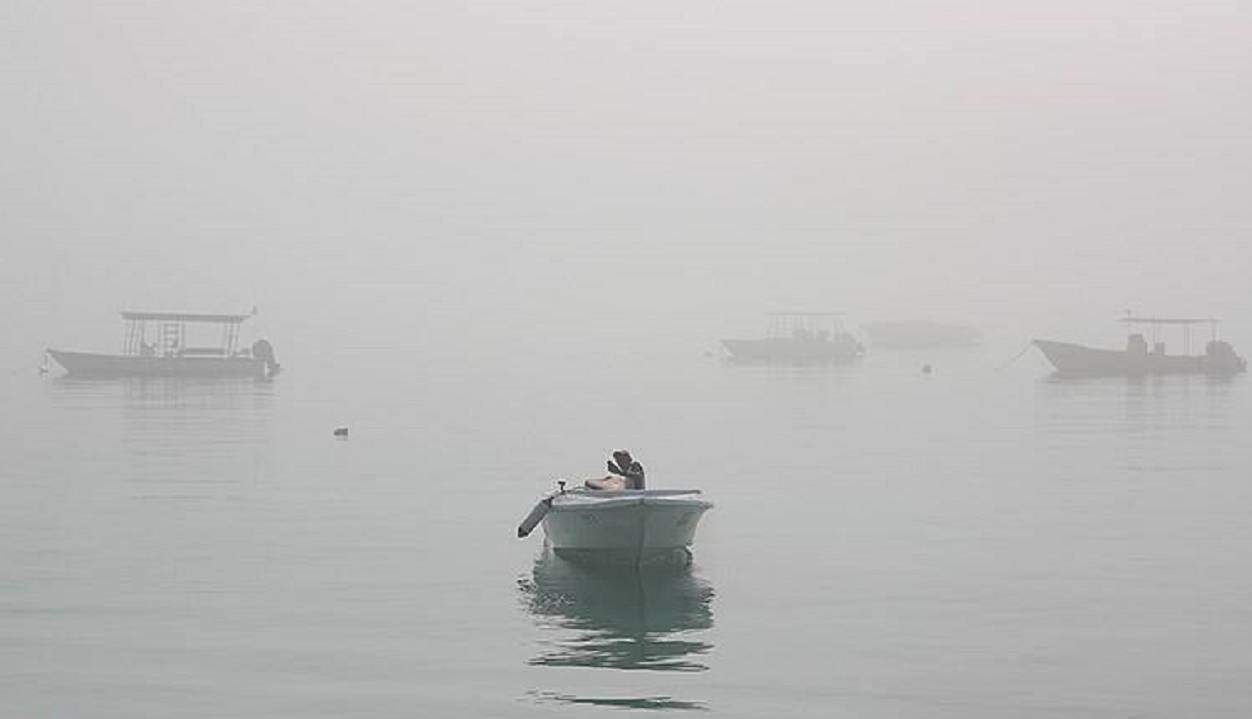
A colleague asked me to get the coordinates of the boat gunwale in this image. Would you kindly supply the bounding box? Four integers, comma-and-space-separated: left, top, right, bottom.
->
548, 489, 713, 512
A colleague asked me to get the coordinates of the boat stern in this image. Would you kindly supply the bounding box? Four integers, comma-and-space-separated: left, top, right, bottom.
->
541, 490, 713, 565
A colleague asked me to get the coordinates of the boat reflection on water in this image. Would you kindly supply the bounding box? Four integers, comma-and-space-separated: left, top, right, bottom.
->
518, 549, 715, 673
44, 376, 277, 468
46, 376, 277, 419
526, 690, 709, 711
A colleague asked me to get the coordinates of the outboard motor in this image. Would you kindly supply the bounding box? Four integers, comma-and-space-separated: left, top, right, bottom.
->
1205, 340, 1247, 373
517, 497, 552, 538
1207, 340, 1232, 357
251, 339, 280, 375
517, 481, 566, 538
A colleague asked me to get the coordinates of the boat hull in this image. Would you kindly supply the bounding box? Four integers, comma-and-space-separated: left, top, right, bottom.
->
1033, 340, 1247, 377
541, 490, 712, 566
47, 349, 267, 379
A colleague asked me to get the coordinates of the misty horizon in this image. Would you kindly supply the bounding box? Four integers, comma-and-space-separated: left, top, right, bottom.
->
3, 2, 1250, 717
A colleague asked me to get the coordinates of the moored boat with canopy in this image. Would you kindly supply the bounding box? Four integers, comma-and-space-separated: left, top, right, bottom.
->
1034, 315, 1246, 377
47, 310, 280, 379
721, 312, 864, 365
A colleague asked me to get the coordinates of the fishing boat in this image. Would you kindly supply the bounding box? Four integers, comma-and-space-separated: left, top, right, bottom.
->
862, 320, 980, 350
47, 311, 280, 379
721, 312, 863, 365
1034, 315, 1246, 377
518, 483, 713, 566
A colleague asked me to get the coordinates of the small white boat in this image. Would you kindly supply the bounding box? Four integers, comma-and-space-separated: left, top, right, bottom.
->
47, 310, 280, 379
1035, 315, 1246, 377
518, 486, 713, 565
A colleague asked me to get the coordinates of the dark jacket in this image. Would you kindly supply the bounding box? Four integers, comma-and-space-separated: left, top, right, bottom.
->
607, 459, 646, 489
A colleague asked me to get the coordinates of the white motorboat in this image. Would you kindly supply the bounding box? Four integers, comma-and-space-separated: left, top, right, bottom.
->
47, 310, 280, 379
518, 485, 713, 565
1034, 315, 1246, 377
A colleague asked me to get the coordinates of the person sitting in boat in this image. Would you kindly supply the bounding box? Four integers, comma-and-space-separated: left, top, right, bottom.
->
608, 450, 645, 488
584, 450, 646, 490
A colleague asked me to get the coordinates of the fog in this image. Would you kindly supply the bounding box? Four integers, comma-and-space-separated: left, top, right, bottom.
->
3, 0, 1251, 365
7, 3, 1252, 716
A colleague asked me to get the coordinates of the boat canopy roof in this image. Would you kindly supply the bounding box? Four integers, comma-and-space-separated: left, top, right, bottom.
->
1122, 316, 1216, 325
121, 311, 251, 324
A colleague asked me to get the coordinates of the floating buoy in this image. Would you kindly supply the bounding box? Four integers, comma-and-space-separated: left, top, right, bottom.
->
333, 426, 349, 437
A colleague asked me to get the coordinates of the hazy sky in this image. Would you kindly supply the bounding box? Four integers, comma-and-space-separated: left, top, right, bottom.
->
3, 0, 1250, 360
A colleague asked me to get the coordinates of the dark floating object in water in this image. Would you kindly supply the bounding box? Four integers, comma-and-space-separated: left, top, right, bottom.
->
333, 426, 349, 438
921, 364, 933, 374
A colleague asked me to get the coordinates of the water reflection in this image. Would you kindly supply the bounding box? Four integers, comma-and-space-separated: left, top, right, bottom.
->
519, 550, 715, 673
42, 377, 278, 491
48, 376, 277, 408
46, 377, 275, 443
1041, 371, 1239, 388
528, 690, 708, 711
1036, 371, 1240, 410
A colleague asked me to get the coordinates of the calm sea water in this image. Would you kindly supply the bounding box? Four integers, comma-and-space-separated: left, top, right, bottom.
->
3, 340, 1251, 718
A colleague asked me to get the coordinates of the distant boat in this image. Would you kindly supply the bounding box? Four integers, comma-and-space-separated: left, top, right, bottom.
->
1034, 315, 1246, 377
518, 485, 713, 566
47, 311, 280, 379
862, 320, 980, 350
721, 312, 864, 365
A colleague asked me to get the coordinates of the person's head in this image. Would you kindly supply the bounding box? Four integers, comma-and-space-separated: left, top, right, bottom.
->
612, 449, 633, 466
